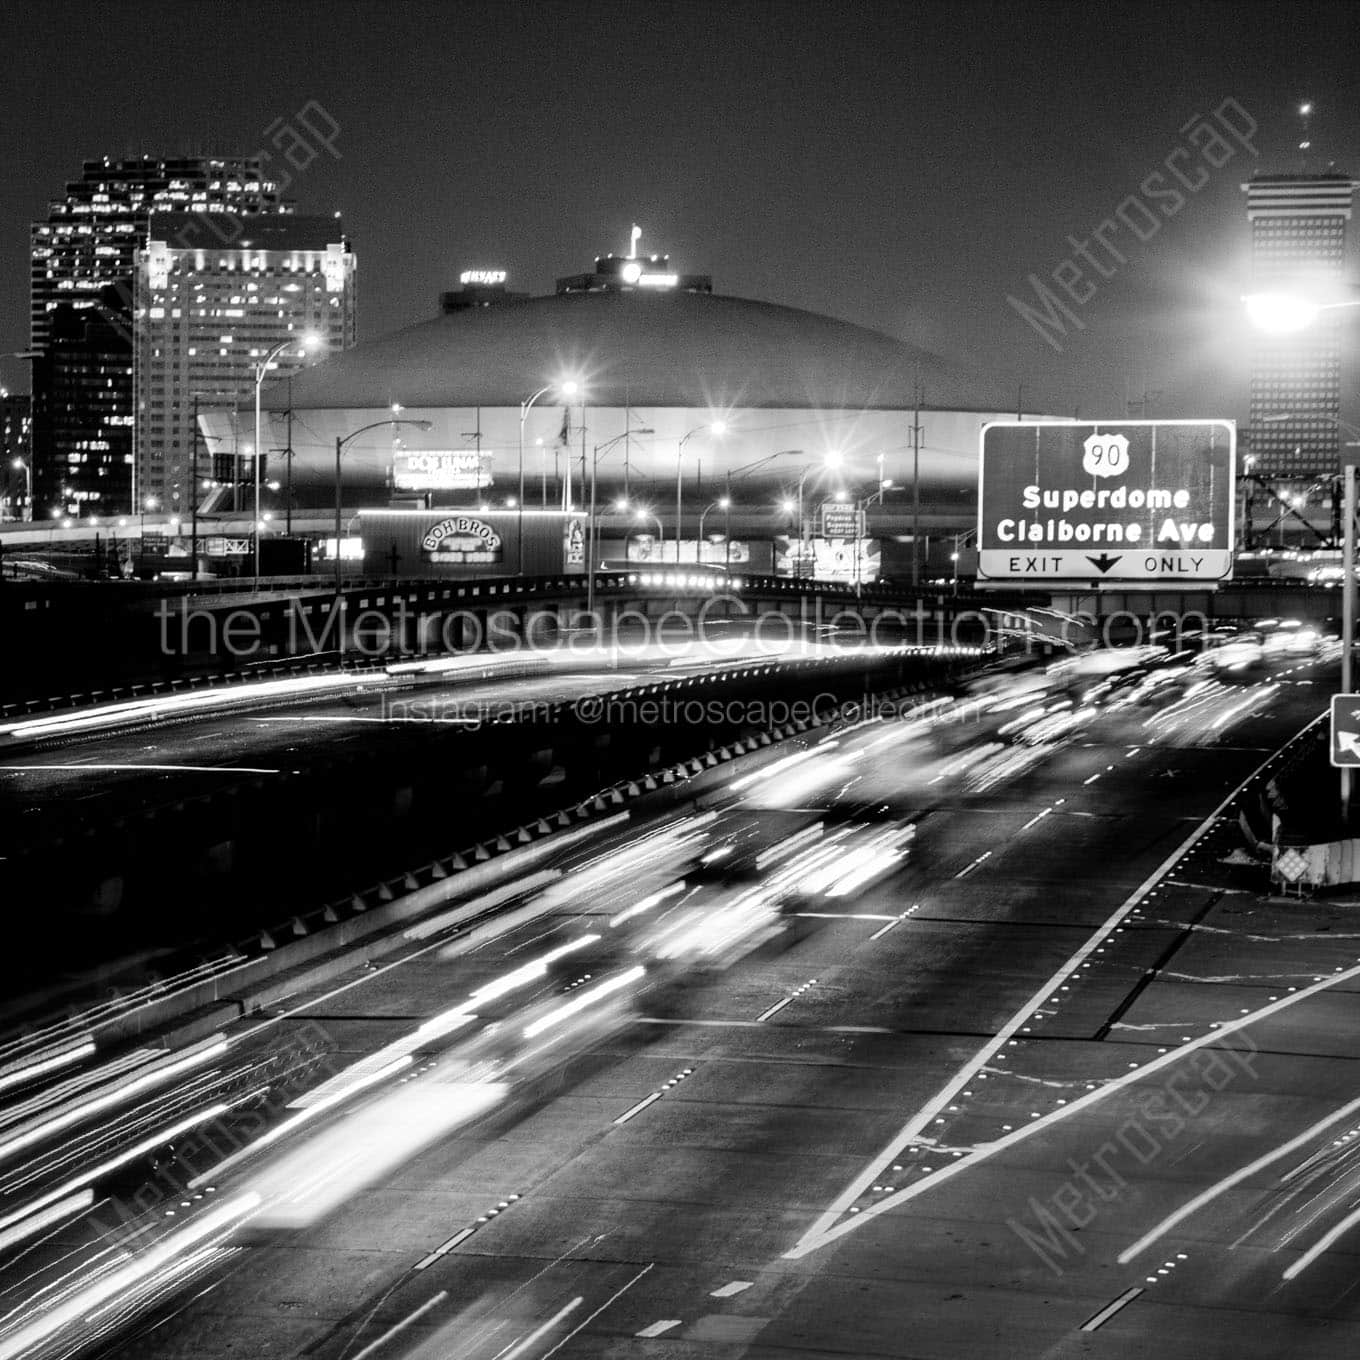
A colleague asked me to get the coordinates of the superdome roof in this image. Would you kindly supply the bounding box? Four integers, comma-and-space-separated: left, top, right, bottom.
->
270, 289, 1004, 413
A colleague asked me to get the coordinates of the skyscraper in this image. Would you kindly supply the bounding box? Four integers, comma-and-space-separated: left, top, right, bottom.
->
133, 214, 357, 512
1243, 171, 1356, 478
30, 156, 290, 515
1, 391, 32, 521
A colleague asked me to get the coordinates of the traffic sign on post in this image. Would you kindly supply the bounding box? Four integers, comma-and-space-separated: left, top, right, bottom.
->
1330, 694, 1360, 767
821, 502, 865, 539
976, 419, 1235, 586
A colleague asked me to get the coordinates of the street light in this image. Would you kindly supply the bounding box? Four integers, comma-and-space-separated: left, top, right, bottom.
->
793, 451, 843, 579
632, 507, 664, 562
676, 420, 726, 557
253, 332, 320, 587
698, 495, 731, 542
334, 417, 432, 608
1243, 292, 1360, 336
519, 378, 581, 570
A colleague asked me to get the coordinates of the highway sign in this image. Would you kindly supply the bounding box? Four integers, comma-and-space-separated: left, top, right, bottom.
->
1330, 694, 1360, 767
821, 502, 865, 539
977, 419, 1235, 585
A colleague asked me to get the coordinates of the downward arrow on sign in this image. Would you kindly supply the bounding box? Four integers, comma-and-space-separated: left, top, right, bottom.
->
1086, 553, 1122, 574
1339, 732, 1360, 758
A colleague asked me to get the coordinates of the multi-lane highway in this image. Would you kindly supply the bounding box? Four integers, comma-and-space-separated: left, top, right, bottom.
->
0, 638, 1355, 1359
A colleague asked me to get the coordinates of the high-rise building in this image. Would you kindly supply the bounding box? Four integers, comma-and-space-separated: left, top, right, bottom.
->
1243, 171, 1357, 477
133, 213, 357, 511
30, 156, 290, 514
1, 391, 33, 520
31, 288, 135, 516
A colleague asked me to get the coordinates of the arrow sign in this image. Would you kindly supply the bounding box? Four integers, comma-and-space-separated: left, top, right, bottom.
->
1086, 553, 1122, 575
1330, 695, 1360, 767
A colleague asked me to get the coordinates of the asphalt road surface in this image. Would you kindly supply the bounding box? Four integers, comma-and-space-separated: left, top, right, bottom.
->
0, 645, 1354, 1360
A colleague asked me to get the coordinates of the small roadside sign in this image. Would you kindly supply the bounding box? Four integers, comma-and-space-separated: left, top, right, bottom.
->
1330, 694, 1360, 767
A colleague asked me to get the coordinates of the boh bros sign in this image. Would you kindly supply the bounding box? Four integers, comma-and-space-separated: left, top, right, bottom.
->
421, 516, 503, 565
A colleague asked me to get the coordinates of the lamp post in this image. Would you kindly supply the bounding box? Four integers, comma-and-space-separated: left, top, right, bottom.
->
518, 379, 580, 574
793, 451, 843, 580
139, 495, 157, 576
698, 495, 731, 563
676, 421, 726, 561
252, 333, 320, 589
632, 508, 664, 563
588, 427, 653, 619
334, 416, 432, 610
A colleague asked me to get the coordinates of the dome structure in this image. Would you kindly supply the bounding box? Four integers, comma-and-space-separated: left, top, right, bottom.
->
202, 255, 1036, 549
268, 288, 1005, 415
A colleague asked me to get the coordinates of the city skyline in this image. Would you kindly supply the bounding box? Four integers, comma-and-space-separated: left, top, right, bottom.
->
3, 0, 1359, 429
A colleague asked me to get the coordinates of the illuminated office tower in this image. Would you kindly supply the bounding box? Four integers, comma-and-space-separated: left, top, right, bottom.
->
30, 156, 289, 513
133, 214, 356, 511
1243, 171, 1356, 478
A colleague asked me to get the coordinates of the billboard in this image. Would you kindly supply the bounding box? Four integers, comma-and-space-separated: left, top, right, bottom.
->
393, 450, 492, 492
421, 515, 503, 565
977, 420, 1235, 585
821, 502, 865, 539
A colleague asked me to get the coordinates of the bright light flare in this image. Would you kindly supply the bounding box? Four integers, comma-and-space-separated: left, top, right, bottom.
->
1244, 291, 1321, 335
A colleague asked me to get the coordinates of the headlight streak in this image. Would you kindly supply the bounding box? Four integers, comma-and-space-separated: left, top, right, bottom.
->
0, 1036, 228, 1168
0, 672, 390, 743
0, 1049, 156, 1135
0, 1192, 94, 1257
522, 968, 646, 1040
0, 1043, 97, 1101
466, 935, 602, 1006
609, 881, 688, 929
0, 1103, 232, 1243
190, 1059, 414, 1189
0, 1192, 262, 1359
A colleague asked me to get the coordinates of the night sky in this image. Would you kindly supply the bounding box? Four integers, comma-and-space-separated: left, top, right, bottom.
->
2, 0, 1358, 422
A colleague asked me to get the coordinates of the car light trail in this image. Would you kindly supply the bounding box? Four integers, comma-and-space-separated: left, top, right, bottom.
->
0, 1035, 228, 1166
523, 967, 646, 1039
467, 934, 602, 1005
0, 1192, 262, 1359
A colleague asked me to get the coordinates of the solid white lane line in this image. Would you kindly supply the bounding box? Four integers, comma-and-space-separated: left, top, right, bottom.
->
1282, 1202, 1360, 1281
785, 717, 1327, 1260
0, 763, 280, 774
614, 1093, 663, 1125
414, 1227, 476, 1270
1083, 772, 1101, 785
352, 1291, 448, 1360
791, 956, 1360, 1260
869, 918, 901, 940
756, 998, 792, 1023
1118, 1094, 1360, 1264
636, 1319, 682, 1338
500, 1297, 584, 1360
1080, 1286, 1143, 1331
710, 1280, 753, 1298
538, 1267, 653, 1360
954, 851, 992, 879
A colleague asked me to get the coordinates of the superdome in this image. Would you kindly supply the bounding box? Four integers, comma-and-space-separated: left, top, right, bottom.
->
203, 250, 1039, 553
268, 288, 1005, 414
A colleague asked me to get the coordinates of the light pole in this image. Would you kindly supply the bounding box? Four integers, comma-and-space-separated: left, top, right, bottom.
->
676, 421, 726, 560
698, 496, 731, 563
589, 427, 653, 619
140, 495, 157, 576
793, 451, 843, 580
632, 508, 664, 564
518, 379, 580, 573
253, 333, 320, 589
10, 458, 30, 523
334, 416, 432, 608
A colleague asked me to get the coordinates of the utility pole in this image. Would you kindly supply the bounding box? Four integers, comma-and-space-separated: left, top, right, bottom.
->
284, 375, 294, 536
190, 394, 200, 581
911, 381, 923, 586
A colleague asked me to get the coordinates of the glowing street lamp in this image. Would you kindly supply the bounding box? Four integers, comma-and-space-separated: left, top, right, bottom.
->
253, 332, 321, 586
676, 420, 727, 553
1243, 291, 1360, 336
518, 378, 581, 571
